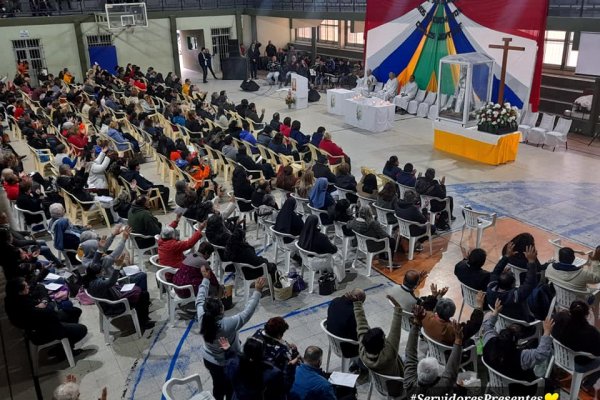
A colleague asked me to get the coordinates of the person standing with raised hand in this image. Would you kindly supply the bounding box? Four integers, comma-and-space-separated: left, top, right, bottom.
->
197, 266, 266, 400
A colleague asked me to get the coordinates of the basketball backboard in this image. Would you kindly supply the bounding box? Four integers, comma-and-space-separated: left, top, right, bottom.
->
105, 2, 148, 30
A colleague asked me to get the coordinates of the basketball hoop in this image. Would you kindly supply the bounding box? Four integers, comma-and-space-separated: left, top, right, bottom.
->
105, 2, 148, 31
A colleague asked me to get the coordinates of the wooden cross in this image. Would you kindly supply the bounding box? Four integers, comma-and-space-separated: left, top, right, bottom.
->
489, 37, 525, 104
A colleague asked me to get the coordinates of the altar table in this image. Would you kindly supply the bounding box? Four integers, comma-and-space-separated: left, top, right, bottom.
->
433, 121, 521, 165
327, 89, 355, 115
343, 97, 395, 133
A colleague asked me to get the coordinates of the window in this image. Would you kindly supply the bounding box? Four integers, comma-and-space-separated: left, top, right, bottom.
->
543, 30, 566, 66
296, 27, 312, 42
566, 32, 578, 68
187, 36, 199, 50
346, 20, 364, 47
318, 20, 339, 44
87, 34, 112, 47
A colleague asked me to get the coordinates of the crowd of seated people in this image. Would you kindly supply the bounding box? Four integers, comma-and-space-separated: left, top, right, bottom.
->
5, 61, 600, 400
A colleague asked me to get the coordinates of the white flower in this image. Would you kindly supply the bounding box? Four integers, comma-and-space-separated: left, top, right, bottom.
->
494, 104, 501, 109
493, 111, 499, 117
492, 121, 497, 125
487, 110, 492, 115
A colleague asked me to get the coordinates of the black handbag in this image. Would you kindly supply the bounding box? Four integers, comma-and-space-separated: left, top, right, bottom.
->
318, 272, 336, 296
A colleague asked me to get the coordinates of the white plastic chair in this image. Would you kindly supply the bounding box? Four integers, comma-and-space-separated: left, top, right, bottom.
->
543, 117, 572, 151
427, 93, 447, 120
334, 185, 357, 203
270, 226, 298, 274
416, 92, 437, 118
506, 263, 527, 288
28, 336, 75, 375
548, 238, 588, 267
356, 194, 376, 212
205, 240, 227, 283
527, 113, 555, 146
373, 204, 398, 236
320, 319, 359, 373
395, 217, 432, 261
333, 221, 354, 268
295, 243, 336, 293
232, 262, 274, 302
459, 207, 497, 249
396, 183, 416, 200
421, 328, 478, 372
162, 373, 210, 400
420, 195, 452, 227
367, 368, 405, 400
481, 357, 545, 396
405, 89, 426, 113
85, 289, 142, 344
13, 205, 49, 233
291, 193, 311, 218
128, 233, 158, 269
457, 283, 480, 323
149, 254, 170, 300
492, 308, 543, 342
229, 192, 254, 222
518, 110, 539, 142
307, 204, 332, 233
352, 230, 392, 276
548, 279, 600, 322
156, 267, 196, 326
550, 338, 600, 400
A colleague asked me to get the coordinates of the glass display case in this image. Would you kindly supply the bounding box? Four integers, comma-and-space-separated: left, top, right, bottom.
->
436, 53, 494, 127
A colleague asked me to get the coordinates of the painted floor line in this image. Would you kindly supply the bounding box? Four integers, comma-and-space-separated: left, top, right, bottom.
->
128, 321, 169, 400
161, 319, 196, 400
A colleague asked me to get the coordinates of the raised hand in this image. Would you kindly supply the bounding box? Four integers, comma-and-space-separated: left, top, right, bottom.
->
543, 317, 555, 336
98, 387, 107, 400
452, 320, 463, 345
524, 245, 537, 263
112, 223, 123, 236
412, 304, 426, 326
504, 241, 516, 258
218, 337, 231, 351
476, 291, 485, 309
492, 298, 503, 316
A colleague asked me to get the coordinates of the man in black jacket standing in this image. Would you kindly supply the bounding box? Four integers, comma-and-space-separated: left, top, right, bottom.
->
198, 48, 218, 83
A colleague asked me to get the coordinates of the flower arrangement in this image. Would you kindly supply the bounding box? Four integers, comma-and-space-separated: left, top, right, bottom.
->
476, 102, 520, 134
285, 90, 296, 108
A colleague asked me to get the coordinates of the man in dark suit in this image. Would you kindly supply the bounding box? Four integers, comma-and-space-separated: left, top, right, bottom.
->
454, 248, 491, 291
198, 48, 218, 83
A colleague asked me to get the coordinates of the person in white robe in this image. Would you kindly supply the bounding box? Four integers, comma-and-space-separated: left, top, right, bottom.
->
365, 69, 377, 92
377, 72, 399, 101
399, 75, 418, 100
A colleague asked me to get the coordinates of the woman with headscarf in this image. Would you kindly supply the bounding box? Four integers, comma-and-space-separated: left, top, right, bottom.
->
348, 206, 396, 261
297, 215, 342, 282
274, 197, 304, 244
232, 166, 254, 212
357, 173, 379, 199
224, 227, 277, 281
308, 177, 335, 225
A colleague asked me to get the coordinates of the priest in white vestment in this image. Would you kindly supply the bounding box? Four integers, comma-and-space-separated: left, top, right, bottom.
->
399, 75, 418, 99
377, 72, 399, 101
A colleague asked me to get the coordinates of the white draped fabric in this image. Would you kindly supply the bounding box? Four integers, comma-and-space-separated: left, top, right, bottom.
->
343, 97, 395, 133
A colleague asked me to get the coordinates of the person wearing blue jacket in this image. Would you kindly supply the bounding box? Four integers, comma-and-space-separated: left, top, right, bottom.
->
311, 126, 326, 147
268, 132, 294, 156
290, 120, 310, 151
290, 346, 336, 400
486, 242, 539, 322
239, 120, 258, 154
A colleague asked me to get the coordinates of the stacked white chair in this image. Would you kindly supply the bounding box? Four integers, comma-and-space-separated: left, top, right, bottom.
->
517, 110, 539, 142
416, 92, 437, 118
543, 117, 572, 151
407, 90, 428, 115
396, 89, 427, 111
527, 113, 555, 146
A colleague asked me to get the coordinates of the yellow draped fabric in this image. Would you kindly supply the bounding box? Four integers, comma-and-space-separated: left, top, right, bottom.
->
433, 128, 521, 165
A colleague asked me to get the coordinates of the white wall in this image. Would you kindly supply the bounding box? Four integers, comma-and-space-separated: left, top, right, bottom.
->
256, 16, 291, 52
0, 24, 80, 82
177, 15, 237, 51
81, 19, 175, 75
241, 15, 252, 47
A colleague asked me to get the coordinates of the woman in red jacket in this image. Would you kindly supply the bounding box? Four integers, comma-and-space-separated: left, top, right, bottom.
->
157, 215, 207, 268
319, 131, 350, 166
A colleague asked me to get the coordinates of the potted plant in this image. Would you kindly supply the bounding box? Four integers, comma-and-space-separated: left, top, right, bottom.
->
475, 102, 519, 135
285, 90, 296, 109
